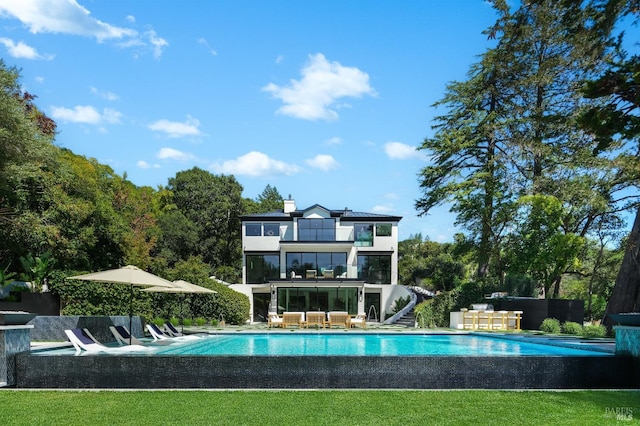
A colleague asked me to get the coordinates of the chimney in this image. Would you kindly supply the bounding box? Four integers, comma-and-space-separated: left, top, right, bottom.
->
284, 197, 296, 214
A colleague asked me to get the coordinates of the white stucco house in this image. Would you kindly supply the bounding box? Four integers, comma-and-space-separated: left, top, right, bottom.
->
230, 198, 409, 323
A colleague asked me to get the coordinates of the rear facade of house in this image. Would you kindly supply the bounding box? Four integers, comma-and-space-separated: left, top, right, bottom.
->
231, 198, 406, 323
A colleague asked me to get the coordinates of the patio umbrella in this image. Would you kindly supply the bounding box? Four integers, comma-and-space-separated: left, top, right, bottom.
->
143, 280, 217, 331
66, 265, 174, 344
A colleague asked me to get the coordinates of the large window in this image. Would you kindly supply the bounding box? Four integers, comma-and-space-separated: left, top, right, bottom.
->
245, 223, 261, 236
246, 254, 280, 284
286, 252, 347, 278
298, 218, 335, 241
357, 255, 391, 284
376, 223, 392, 237
245, 223, 280, 237
276, 287, 358, 314
354, 223, 373, 247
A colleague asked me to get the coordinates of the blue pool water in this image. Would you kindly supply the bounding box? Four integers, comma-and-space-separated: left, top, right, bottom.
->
144, 333, 610, 357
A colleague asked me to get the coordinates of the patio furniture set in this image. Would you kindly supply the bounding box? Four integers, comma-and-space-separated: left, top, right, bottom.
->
460, 308, 523, 330
268, 311, 367, 329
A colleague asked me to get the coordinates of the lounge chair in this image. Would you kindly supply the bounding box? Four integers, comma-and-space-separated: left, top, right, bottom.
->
146, 323, 199, 341
327, 311, 350, 328
282, 312, 304, 328
164, 322, 185, 337
349, 313, 367, 328
164, 322, 207, 338
268, 313, 284, 328
65, 328, 150, 353
306, 312, 326, 328
109, 325, 146, 345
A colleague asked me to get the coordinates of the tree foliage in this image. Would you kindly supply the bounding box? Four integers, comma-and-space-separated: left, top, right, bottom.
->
416, 0, 632, 298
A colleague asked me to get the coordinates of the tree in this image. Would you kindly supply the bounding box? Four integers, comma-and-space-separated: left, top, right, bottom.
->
165, 167, 244, 276
256, 184, 284, 213
417, 0, 626, 293
577, 0, 639, 327
416, 47, 515, 281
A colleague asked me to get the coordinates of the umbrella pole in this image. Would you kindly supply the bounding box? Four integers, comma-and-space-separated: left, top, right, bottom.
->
129, 284, 133, 345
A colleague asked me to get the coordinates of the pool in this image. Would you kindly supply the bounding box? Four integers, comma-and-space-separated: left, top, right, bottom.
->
150, 333, 612, 357
18, 332, 636, 389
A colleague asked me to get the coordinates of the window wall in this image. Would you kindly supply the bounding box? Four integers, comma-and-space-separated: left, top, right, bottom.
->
357, 254, 391, 284
298, 218, 335, 241
286, 252, 347, 278
276, 287, 358, 314
246, 254, 280, 284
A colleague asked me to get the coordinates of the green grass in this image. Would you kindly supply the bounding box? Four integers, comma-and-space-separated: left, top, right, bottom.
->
0, 390, 638, 425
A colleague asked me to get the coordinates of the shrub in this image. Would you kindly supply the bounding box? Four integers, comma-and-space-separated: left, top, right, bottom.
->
152, 317, 165, 326
582, 324, 606, 338
561, 321, 583, 335
195, 317, 207, 326
540, 318, 561, 334
392, 296, 411, 314
415, 300, 436, 328
169, 317, 180, 326
182, 318, 193, 327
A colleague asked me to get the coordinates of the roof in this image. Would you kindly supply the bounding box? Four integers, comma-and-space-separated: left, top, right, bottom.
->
240, 204, 402, 222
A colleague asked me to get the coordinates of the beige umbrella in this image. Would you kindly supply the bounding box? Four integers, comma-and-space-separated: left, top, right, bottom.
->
143, 280, 217, 331
67, 265, 174, 343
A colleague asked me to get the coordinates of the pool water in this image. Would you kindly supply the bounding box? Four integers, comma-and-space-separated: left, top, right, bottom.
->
147, 333, 610, 357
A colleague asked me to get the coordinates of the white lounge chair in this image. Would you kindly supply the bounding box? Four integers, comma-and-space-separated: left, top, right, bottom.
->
109, 325, 146, 345
164, 322, 206, 338
349, 313, 367, 328
268, 313, 284, 328
146, 323, 198, 341
65, 328, 150, 353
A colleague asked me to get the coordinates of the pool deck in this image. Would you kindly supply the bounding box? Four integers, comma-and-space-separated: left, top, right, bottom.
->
16, 325, 638, 390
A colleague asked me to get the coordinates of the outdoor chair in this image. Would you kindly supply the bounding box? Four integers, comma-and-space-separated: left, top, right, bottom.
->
65, 328, 150, 353
109, 325, 146, 345
349, 313, 367, 328
268, 313, 284, 328
327, 311, 350, 328
306, 312, 326, 328
164, 322, 184, 337
146, 323, 200, 341
282, 312, 305, 328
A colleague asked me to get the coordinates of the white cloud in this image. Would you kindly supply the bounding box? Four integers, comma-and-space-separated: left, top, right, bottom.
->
0, 1, 167, 58
145, 29, 168, 59
0, 0, 137, 41
384, 142, 426, 160
197, 37, 217, 56
372, 204, 395, 214
0, 37, 52, 60
125, 15, 135, 24
324, 136, 341, 145
50, 105, 121, 124
212, 151, 300, 177
306, 154, 339, 171
148, 116, 201, 138
156, 147, 193, 162
262, 53, 375, 121
90, 86, 119, 101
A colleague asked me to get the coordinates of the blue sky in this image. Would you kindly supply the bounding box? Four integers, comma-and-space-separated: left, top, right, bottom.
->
0, 0, 500, 242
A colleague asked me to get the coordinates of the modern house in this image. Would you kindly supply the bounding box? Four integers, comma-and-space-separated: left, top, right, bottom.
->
231, 198, 409, 323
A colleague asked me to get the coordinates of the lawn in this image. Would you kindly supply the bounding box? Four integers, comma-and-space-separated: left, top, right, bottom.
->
0, 390, 637, 425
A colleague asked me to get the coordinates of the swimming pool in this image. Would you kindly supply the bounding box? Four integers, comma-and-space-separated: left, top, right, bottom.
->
33, 332, 612, 357
151, 333, 611, 356
20, 332, 634, 389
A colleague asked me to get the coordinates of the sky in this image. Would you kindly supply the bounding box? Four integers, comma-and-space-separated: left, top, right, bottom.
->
0, 0, 501, 242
